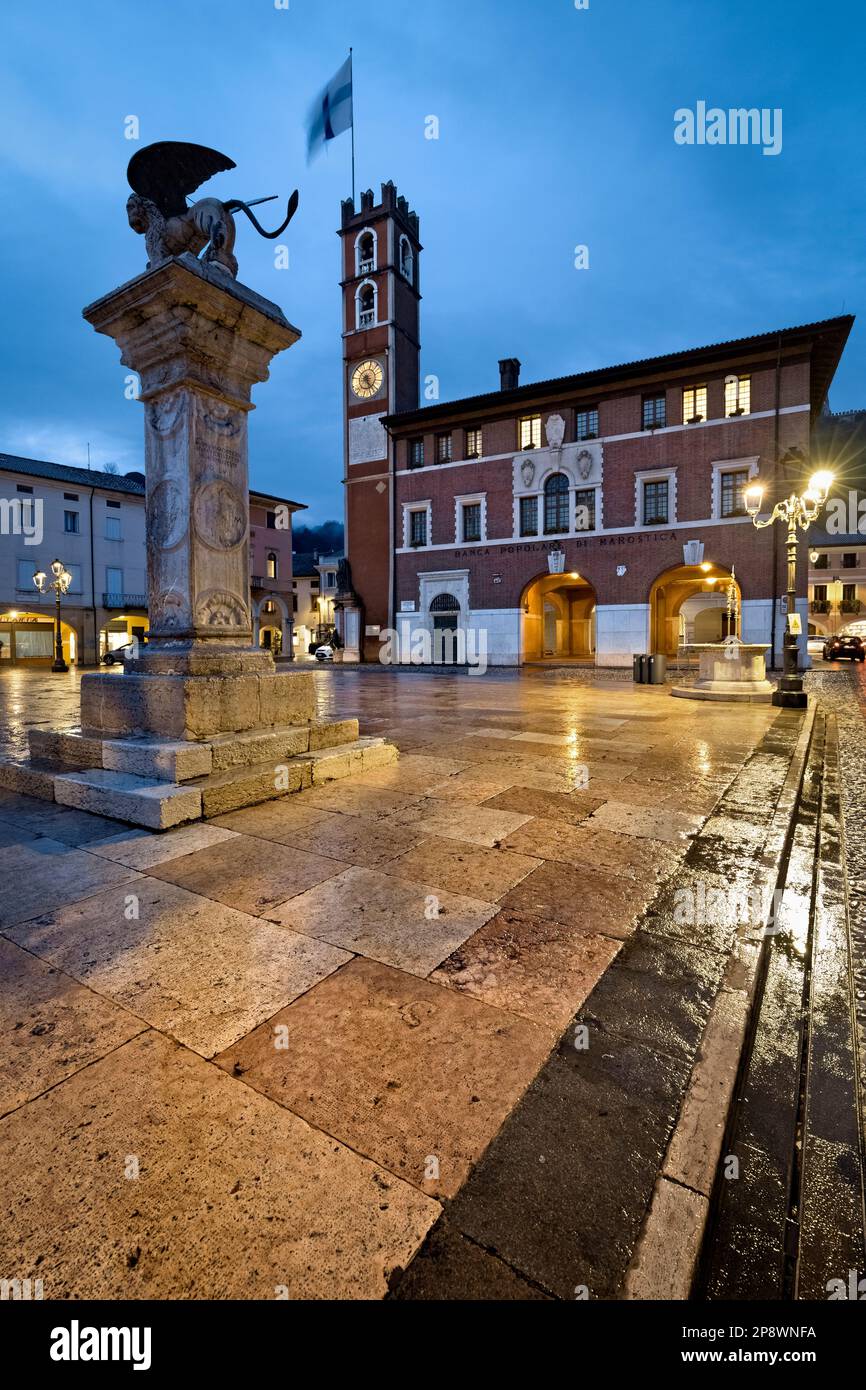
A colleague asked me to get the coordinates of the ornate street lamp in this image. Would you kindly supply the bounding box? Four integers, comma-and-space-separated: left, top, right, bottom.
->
33, 558, 73, 673
744, 471, 834, 708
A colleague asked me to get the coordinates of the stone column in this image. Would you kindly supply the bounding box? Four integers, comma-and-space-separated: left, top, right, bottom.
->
79, 254, 314, 740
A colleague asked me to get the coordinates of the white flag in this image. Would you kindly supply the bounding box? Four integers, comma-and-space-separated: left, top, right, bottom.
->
307, 56, 353, 163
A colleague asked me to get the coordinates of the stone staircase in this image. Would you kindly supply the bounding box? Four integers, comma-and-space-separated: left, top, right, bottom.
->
0, 717, 396, 831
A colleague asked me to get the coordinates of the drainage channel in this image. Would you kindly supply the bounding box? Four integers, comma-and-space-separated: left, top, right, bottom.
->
696, 710, 866, 1299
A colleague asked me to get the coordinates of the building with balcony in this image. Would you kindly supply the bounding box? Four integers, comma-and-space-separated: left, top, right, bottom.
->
0, 453, 303, 666
291, 553, 343, 655
0, 453, 148, 666
807, 531, 866, 640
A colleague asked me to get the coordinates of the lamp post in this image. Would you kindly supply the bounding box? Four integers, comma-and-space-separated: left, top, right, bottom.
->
33, 559, 73, 673
744, 471, 834, 708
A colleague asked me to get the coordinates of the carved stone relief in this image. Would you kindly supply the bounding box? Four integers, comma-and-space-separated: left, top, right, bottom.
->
193, 479, 247, 551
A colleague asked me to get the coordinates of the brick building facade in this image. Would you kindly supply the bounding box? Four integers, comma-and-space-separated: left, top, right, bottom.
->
336, 185, 852, 667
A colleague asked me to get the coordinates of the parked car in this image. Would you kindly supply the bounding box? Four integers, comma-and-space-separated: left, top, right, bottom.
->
822, 634, 865, 662
101, 641, 138, 665
807, 635, 826, 659
314, 644, 335, 663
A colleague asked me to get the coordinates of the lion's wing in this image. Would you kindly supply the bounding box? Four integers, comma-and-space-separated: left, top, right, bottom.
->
127, 142, 236, 218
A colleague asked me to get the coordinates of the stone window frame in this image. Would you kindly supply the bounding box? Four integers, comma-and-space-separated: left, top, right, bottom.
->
635, 466, 677, 528
514, 461, 603, 540
398, 234, 414, 284
354, 278, 379, 330
454, 492, 487, 545
711, 457, 759, 521
354, 227, 377, 276
403, 499, 432, 550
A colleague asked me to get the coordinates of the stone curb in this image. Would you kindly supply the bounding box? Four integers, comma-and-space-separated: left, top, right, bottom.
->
622, 703, 817, 1300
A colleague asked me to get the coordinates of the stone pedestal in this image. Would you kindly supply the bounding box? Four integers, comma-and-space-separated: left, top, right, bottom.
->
671, 643, 774, 703
0, 253, 398, 827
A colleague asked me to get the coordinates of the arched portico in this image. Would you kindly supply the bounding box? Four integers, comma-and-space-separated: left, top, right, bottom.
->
650, 561, 741, 659
252, 593, 292, 660
520, 570, 597, 662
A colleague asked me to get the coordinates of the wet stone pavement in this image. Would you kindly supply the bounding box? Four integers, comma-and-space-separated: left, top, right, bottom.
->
0, 664, 859, 1299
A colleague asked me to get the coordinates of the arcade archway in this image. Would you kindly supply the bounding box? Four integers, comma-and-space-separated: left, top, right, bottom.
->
650, 562, 740, 659
521, 571, 597, 662
0, 611, 79, 666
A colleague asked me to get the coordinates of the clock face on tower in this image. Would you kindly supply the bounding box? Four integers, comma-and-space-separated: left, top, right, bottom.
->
351, 359, 385, 400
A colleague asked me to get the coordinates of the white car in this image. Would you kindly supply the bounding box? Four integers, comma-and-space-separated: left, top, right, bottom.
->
807, 635, 826, 659
314, 644, 335, 663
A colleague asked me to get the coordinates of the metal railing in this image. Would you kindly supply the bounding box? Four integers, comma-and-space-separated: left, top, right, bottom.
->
102, 593, 147, 609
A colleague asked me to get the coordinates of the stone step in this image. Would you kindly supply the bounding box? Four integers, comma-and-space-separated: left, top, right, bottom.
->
27, 717, 361, 783
54, 768, 202, 831
195, 737, 396, 818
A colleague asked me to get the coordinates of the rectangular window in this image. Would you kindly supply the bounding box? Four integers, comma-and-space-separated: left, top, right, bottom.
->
842, 553, 858, 568
436, 433, 453, 464
643, 395, 666, 429
105, 515, 122, 541
813, 553, 829, 569
409, 438, 425, 469
842, 583, 857, 603
105, 566, 123, 599
64, 492, 79, 501
409, 510, 427, 546
720, 469, 749, 518
16, 484, 33, 494
813, 584, 828, 601
65, 563, 82, 593
266, 511, 277, 529
683, 385, 708, 424
725, 375, 751, 417
64, 510, 79, 534
520, 496, 538, 536
462, 502, 482, 543
16, 559, 35, 590
106, 499, 121, 509
14, 627, 54, 659
519, 415, 542, 450
574, 488, 596, 531
465, 427, 483, 459
643, 480, 669, 525
545, 480, 570, 534
576, 407, 599, 441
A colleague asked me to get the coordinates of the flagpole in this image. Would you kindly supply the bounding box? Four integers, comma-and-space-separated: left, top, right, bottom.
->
349, 47, 356, 205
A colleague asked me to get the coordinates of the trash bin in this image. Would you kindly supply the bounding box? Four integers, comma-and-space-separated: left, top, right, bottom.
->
633, 654, 644, 683
648, 653, 667, 685
633, 653, 650, 683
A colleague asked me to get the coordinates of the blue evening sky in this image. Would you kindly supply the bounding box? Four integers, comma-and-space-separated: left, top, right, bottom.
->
1, 0, 863, 523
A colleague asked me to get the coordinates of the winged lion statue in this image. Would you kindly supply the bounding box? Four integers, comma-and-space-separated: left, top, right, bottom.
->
126, 141, 299, 280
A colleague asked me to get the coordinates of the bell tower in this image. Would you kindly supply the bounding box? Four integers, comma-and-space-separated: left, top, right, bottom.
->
338, 181, 421, 660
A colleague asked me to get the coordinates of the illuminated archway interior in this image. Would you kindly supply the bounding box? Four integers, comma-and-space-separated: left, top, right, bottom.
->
0, 611, 78, 665
650, 564, 741, 659
522, 572, 597, 661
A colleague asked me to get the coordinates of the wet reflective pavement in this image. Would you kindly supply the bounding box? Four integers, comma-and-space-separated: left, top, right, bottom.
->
1, 664, 863, 1300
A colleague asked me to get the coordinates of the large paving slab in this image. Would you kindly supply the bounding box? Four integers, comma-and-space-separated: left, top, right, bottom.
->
0, 837, 140, 929
498, 860, 658, 940
431, 908, 622, 1029
500, 818, 682, 883
85, 823, 239, 870
266, 865, 498, 977
146, 833, 348, 917
383, 836, 542, 900
0, 936, 145, 1116
216, 957, 553, 1197
5, 878, 352, 1058
0, 1030, 439, 1299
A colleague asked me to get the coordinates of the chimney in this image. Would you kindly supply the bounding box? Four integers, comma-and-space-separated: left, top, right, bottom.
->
499, 358, 521, 391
